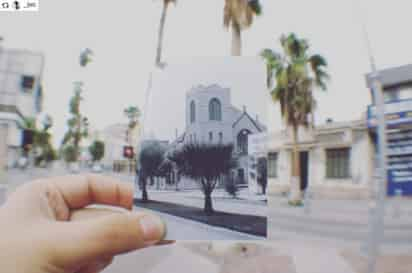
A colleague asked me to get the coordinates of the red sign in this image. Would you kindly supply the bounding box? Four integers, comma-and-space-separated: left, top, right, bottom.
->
123, 146, 134, 159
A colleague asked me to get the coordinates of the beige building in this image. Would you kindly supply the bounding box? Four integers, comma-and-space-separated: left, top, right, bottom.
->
250, 119, 375, 200
0, 48, 44, 169
98, 123, 139, 171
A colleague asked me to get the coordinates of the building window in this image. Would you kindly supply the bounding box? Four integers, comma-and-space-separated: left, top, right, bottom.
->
268, 152, 278, 178
237, 129, 250, 155
209, 98, 222, 121
21, 75, 35, 91
190, 100, 196, 123
209, 131, 213, 142
326, 148, 350, 178
218, 132, 223, 143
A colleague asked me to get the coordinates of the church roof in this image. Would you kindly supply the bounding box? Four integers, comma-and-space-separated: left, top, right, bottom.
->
231, 107, 266, 132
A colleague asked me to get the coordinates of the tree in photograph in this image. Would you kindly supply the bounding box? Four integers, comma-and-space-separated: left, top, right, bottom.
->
89, 140, 105, 162
155, 0, 177, 67
257, 157, 267, 194
139, 141, 166, 202
261, 33, 329, 204
167, 148, 186, 191
175, 143, 236, 215
61, 82, 89, 162
224, 0, 262, 56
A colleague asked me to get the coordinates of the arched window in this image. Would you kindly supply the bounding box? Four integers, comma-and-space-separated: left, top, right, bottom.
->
237, 129, 251, 155
209, 98, 222, 121
190, 100, 196, 123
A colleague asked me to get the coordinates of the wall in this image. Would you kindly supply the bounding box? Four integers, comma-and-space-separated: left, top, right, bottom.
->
267, 123, 374, 199
185, 85, 233, 144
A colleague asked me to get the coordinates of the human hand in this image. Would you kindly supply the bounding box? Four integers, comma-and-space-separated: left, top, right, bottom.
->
0, 174, 168, 273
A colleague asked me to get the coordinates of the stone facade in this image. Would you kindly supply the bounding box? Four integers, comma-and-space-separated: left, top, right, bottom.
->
250, 120, 375, 200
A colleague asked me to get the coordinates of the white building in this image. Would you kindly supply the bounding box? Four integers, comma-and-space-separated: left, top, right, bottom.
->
249, 119, 375, 199
0, 48, 44, 169
171, 84, 266, 188
99, 123, 139, 171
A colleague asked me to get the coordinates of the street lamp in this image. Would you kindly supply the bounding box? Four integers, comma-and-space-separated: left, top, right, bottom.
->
354, 1, 388, 272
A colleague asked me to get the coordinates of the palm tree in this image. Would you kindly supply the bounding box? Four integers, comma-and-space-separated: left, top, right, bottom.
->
224, 0, 262, 56
155, 0, 177, 67
123, 106, 141, 130
261, 33, 329, 204
80, 48, 93, 67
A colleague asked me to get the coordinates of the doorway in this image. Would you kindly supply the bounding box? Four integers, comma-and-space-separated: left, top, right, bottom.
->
237, 168, 245, 184
300, 151, 309, 191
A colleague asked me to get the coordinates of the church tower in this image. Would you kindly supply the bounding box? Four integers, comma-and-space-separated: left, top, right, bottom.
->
185, 84, 233, 144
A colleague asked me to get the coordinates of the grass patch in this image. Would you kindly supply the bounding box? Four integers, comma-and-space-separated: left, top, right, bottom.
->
134, 198, 266, 237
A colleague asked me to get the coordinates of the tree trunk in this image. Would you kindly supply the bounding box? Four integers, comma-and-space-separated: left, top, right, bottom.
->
231, 23, 242, 56
311, 100, 316, 129
142, 175, 149, 202
290, 125, 302, 202
204, 192, 214, 215
156, 3, 168, 67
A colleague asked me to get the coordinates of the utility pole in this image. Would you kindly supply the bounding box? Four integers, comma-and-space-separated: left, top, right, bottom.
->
355, 1, 387, 272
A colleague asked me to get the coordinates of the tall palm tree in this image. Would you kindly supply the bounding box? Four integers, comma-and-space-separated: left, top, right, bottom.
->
79, 48, 93, 67
124, 106, 141, 130
261, 33, 329, 203
155, 0, 176, 67
224, 0, 262, 56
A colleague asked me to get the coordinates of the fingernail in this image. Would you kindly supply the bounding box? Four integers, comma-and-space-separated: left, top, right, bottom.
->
139, 214, 165, 243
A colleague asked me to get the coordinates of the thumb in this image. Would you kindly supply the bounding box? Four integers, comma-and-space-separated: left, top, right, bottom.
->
52, 212, 165, 267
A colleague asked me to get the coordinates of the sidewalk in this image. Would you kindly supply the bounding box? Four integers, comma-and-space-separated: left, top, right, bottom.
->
105, 242, 361, 273
270, 196, 412, 226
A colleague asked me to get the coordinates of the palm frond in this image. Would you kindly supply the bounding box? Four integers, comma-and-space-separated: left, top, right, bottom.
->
248, 0, 262, 15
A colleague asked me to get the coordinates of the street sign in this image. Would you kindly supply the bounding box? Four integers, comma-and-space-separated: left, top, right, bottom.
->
367, 99, 412, 196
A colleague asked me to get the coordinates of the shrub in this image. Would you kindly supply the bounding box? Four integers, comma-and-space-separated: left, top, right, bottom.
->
89, 140, 105, 162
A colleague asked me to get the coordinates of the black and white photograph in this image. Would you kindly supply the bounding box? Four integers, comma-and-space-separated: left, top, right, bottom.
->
135, 57, 268, 240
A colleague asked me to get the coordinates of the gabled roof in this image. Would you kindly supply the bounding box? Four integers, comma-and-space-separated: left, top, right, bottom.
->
232, 108, 264, 132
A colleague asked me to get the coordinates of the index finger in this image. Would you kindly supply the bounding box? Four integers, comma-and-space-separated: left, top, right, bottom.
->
52, 174, 134, 210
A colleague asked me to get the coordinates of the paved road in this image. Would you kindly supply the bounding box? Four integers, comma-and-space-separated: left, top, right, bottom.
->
268, 196, 412, 247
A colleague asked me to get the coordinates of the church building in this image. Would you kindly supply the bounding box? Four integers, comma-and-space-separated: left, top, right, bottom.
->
170, 84, 266, 188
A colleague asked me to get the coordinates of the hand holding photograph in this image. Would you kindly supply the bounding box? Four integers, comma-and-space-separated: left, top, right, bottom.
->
134, 57, 269, 240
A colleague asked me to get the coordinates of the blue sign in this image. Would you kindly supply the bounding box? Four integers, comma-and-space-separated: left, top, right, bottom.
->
368, 98, 412, 196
